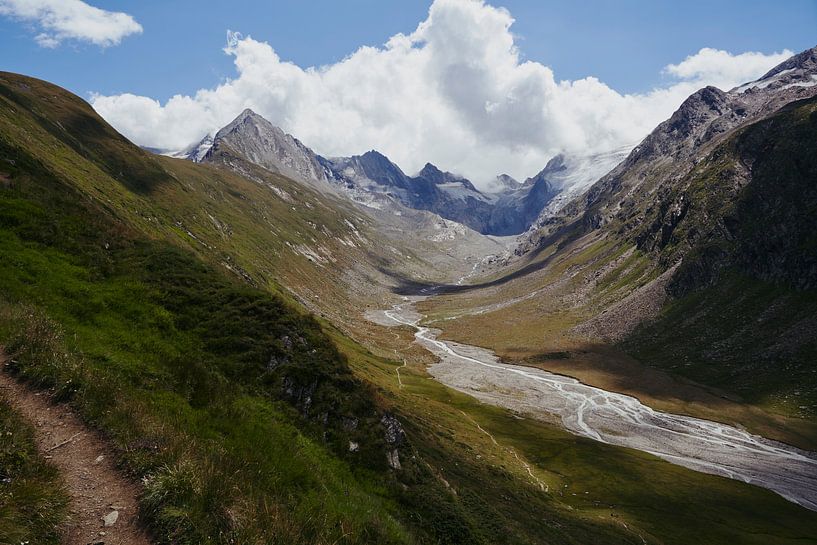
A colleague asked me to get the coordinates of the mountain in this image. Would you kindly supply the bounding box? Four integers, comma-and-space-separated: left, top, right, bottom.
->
591, 47, 817, 227
164, 133, 214, 162
733, 45, 817, 94
524, 145, 633, 225
488, 174, 521, 193
155, 47, 817, 243
619, 92, 817, 410
330, 150, 411, 189
483, 171, 557, 235
4, 50, 817, 545
448, 46, 817, 420
175, 110, 583, 235
188, 134, 214, 162
471, 146, 633, 236
202, 108, 333, 187
324, 152, 503, 232
522, 46, 817, 251
186, 113, 501, 231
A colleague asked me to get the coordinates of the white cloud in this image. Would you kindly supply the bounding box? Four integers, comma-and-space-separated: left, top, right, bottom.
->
90, 0, 790, 186
0, 0, 142, 48
664, 47, 790, 88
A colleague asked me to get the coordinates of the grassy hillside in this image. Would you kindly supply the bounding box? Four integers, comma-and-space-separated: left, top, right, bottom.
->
0, 71, 420, 330
0, 99, 414, 542
2, 71, 817, 545
623, 274, 817, 417
0, 71, 643, 544
622, 98, 817, 418
628, 96, 817, 293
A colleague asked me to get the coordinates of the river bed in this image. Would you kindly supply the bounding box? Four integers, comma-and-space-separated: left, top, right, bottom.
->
367, 296, 817, 511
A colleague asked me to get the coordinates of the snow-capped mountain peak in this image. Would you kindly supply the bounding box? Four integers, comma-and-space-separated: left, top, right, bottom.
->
161, 133, 214, 162
487, 174, 521, 193
163, 109, 629, 236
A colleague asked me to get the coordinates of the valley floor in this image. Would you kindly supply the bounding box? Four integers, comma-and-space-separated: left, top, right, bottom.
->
368, 297, 817, 511
345, 237, 817, 543
348, 300, 817, 545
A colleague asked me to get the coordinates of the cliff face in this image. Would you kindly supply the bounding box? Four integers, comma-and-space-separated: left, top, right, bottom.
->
661, 97, 817, 294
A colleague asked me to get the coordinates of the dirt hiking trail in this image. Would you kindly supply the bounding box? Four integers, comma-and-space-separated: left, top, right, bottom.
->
0, 354, 152, 545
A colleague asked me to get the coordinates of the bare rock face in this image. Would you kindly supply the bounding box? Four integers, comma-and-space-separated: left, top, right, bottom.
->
204, 109, 333, 185
519, 146, 633, 236
166, 134, 214, 162
587, 46, 817, 223
381, 413, 405, 445
325, 153, 500, 233
490, 173, 520, 192
386, 449, 401, 470
281, 376, 318, 416
486, 167, 558, 235
381, 413, 405, 470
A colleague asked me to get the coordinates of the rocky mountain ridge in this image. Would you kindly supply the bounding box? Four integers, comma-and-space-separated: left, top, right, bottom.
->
167, 109, 628, 236
588, 46, 817, 227
165, 133, 214, 162
519, 45, 817, 292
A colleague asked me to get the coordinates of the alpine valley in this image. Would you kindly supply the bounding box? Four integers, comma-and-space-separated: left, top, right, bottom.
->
1, 27, 817, 545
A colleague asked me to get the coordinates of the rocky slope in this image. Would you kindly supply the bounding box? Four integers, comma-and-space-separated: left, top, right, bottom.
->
520, 45, 817, 259
322, 151, 501, 232
484, 170, 557, 235
609, 93, 817, 420
527, 145, 634, 221
489, 173, 520, 192
165, 133, 214, 162
204, 108, 333, 188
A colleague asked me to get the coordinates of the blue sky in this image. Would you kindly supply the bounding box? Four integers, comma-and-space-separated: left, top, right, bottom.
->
2, 0, 815, 100
1, 0, 815, 184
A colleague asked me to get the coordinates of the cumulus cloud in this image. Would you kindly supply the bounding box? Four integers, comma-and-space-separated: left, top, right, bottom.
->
90, 0, 790, 185
0, 0, 142, 48
663, 47, 791, 87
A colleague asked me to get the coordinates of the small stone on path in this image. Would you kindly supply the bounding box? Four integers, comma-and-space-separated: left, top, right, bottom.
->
102, 510, 119, 527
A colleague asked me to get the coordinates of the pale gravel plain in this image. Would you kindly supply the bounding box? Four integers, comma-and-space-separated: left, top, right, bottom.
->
368, 297, 817, 512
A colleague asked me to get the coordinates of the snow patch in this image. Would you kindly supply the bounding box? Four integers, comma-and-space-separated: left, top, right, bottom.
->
779, 74, 817, 90
734, 68, 796, 93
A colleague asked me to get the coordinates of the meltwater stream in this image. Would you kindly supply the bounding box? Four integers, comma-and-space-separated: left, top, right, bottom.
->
372, 297, 817, 511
